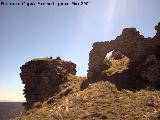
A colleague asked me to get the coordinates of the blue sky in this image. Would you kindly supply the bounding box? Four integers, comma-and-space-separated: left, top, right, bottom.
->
0, 0, 160, 101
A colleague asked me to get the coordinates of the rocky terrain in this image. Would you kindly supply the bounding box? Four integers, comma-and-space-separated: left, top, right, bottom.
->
18, 22, 160, 120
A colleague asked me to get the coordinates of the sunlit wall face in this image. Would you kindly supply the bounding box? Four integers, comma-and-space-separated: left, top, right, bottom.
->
0, 0, 160, 101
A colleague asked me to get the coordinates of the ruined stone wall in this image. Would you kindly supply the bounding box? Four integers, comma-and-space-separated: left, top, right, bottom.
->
20, 57, 76, 109
88, 23, 160, 80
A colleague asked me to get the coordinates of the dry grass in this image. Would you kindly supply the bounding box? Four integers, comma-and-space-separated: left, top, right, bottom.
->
18, 75, 160, 120
103, 56, 130, 76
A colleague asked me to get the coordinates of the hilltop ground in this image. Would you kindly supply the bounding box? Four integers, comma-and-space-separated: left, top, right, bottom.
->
18, 56, 160, 120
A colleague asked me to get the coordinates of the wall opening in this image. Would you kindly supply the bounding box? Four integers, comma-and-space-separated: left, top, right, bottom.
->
105, 50, 114, 59
102, 50, 130, 77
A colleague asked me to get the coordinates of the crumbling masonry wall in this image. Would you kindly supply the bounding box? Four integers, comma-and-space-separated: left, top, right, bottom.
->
88, 23, 160, 80
20, 57, 76, 109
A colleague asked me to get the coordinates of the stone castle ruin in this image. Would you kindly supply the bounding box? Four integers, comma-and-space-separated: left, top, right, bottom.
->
88, 23, 160, 83
20, 22, 160, 109
20, 57, 76, 109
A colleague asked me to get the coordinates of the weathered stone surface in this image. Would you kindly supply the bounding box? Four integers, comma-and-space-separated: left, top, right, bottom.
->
88, 23, 160, 81
20, 57, 76, 109
110, 51, 124, 60
139, 55, 160, 84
